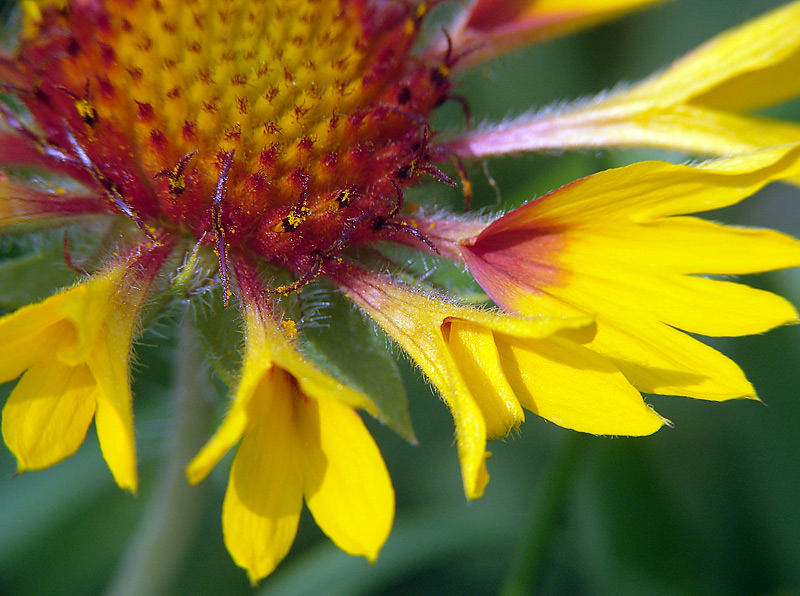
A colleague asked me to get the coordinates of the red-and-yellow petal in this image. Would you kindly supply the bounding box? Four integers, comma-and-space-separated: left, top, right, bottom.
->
433, 0, 666, 71
462, 144, 800, 400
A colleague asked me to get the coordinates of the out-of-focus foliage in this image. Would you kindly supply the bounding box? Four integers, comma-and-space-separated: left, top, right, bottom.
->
1, 1, 799, 595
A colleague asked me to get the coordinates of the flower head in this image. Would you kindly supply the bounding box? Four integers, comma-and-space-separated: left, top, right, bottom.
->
2, 0, 800, 583
3, 0, 454, 296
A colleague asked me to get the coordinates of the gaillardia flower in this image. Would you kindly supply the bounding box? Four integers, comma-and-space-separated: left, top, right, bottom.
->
1, 0, 800, 583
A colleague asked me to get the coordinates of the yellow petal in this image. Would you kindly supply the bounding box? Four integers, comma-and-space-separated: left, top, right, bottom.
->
2, 359, 96, 472
188, 303, 274, 485
88, 342, 138, 493
444, 319, 524, 439
475, 145, 800, 230
297, 393, 394, 561
629, 0, 800, 112
190, 294, 378, 487
548, 237, 798, 336
588, 316, 757, 401
185, 395, 248, 485
335, 270, 490, 498
57, 272, 121, 365
439, 0, 665, 71
495, 333, 664, 435
274, 345, 376, 414
244, 302, 376, 413
445, 384, 491, 500
0, 293, 70, 383
222, 368, 303, 585
195, 291, 394, 581
561, 217, 800, 276
0, 244, 168, 488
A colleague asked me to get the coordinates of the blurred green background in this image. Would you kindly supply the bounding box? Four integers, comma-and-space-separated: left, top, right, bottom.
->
2, 1, 800, 595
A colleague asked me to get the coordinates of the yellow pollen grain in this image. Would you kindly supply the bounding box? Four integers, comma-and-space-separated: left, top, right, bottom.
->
281, 319, 298, 339
282, 207, 309, 231
74, 99, 98, 125
169, 174, 186, 195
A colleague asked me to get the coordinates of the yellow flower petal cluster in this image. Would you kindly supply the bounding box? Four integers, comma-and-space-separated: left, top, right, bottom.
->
186, 289, 393, 584
0, 242, 170, 492
333, 264, 663, 498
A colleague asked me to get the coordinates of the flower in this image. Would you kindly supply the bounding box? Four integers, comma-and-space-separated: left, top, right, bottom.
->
1, 0, 800, 583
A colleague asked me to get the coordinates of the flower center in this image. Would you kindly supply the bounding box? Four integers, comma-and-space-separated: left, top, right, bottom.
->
14, 0, 450, 279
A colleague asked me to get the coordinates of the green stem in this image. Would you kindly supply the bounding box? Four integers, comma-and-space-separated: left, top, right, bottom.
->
103, 311, 217, 596
499, 431, 587, 596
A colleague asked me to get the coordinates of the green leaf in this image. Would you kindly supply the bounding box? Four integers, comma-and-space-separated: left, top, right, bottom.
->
0, 246, 78, 310
193, 288, 243, 387
301, 287, 416, 443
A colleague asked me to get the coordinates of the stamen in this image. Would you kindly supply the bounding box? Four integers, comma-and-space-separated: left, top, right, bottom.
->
381, 220, 440, 254
155, 149, 198, 196
444, 94, 472, 129
63, 129, 157, 241
212, 149, 235, 306
62, 231, 88, 276
267, 256, 323, 295
432, 145, 473, 211
57, 81, 97, 127
281, 170, 310, 232
417, 164, 456, 186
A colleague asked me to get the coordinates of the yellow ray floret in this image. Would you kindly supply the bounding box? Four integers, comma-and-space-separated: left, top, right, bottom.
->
334, 265, 664, 500
186, 298, 393, 584
448, 1, 800, 173
462, 144, 800, 401
0, 246, 164, 492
